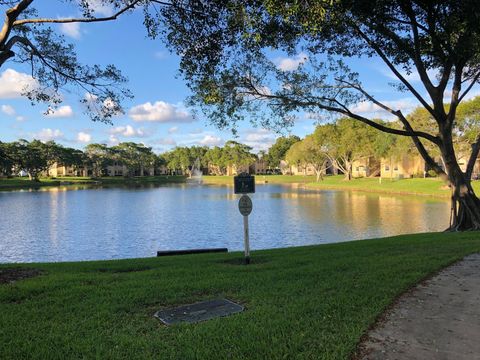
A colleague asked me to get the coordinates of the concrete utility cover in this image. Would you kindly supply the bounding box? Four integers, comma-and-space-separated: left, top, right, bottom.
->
154, 299, 244, 325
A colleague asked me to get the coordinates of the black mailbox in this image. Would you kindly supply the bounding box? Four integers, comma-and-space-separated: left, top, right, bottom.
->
234, 172, 255, 194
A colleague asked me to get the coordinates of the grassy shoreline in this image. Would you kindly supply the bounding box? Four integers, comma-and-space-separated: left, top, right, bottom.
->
202, 175, 480, 198
305, 176, 458, 198
1, 232, 479, 359
3, 174, 480, 199
0, 175, 186, 190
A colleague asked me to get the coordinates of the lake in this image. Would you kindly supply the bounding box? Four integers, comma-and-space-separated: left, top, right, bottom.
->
0, 183, 449, 263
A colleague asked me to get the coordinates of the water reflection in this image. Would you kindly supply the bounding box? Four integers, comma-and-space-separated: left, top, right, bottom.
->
0, 184, 449, 263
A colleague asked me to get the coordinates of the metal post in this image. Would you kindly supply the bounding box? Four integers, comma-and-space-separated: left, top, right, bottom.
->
243, 215, 250, 264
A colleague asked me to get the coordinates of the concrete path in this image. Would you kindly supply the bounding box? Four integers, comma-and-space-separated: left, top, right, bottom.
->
359, 253, 480, 360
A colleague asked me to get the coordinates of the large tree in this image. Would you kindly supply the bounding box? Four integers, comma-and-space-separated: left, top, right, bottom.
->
265, 135, 300, 169
9, 139, 61, 180
0, 141, 15, 176
204, 146, 227, 175
156, 1, 480, 230
0, 0, 170, 121
313, 118, 381, 180
285, 135, 330, 181
84, 143, 111, 177
222, 140, 255, 174
112, 142, 156, 177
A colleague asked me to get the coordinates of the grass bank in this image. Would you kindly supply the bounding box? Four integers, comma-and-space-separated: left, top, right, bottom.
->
204, 174, 480, 198
1, 232, 479, 359
203, 174, 316, 185
306, 175, 480, 198
0, 175, 186, 190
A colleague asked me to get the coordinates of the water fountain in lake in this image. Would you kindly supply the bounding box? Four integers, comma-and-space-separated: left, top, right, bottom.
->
187, 157, 203, 184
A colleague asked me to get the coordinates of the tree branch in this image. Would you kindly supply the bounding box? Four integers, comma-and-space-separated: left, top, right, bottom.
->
466, 136, 480, 180
12, 0, 143, 27
352, 23, 436, 118
0, 0, 33, 46
334, 78, 441, 145
458, 71, 480, 103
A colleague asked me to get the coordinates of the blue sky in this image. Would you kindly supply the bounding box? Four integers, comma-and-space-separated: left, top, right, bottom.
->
1, 1, 477, 154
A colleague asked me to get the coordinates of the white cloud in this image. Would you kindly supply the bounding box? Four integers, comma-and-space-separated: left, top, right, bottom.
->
32, 128, 64, 142
77, 132, 92, 143
45, 105, 74, 118
199, 135, 223, 146
60, 22, 81, 39
350, 98, 419, 118
350, 101, 380, 114
168, 126, 178, 134
0, 68, 38, 99
175, 130, 224, 148
84, 0, 114, 16
16, 116, 26, 122
154, 51, 168, 59
110, 125, 148, 138
241, 129, 276, 152
129, 101, 194, 123
84, 92, 97, 102
276, 52, 308, 71
1, 104, 15, 116
152, 137, 177, 146
108, 134, 119, 145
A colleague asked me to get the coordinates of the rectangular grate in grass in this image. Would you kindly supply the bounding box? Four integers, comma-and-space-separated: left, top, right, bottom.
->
154, 299, 244, 325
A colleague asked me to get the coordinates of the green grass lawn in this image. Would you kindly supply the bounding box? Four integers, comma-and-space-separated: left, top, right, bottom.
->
1, 232, 479, 359
203, 174, 469, 197
203, 174, 317, 185
0, 176, 186, 189
4, 174, 480, 199
306, 175, 480, 198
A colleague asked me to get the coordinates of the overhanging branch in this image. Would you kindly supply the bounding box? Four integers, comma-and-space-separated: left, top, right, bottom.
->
12, 0, 143, 26
352, 23, 436, 118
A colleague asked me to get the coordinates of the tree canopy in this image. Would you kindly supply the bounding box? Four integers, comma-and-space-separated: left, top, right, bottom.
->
0, 0, 174, 121
265, 135, 300, 168
157, 0, 480, 230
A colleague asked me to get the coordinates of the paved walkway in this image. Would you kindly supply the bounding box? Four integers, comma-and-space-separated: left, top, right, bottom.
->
359, 253, 480, 360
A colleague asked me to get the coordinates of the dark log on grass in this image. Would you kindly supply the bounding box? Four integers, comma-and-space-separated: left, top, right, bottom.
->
157, 248, 228, 257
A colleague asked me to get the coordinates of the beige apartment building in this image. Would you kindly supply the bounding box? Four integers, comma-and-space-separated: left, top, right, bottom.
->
380, 155, 426, 178
47, 163, 90, 177
351, 157, 380, 178
47, 162, 172, 177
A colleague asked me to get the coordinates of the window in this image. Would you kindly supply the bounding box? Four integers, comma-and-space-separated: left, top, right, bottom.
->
384, 165, 390, 171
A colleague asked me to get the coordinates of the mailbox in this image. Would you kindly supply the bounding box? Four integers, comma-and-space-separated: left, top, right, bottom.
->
234, 172, 255, 194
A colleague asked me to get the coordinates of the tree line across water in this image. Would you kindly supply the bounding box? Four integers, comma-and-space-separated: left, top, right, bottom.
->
1, 97, 479, 182
0, 140, 259, 181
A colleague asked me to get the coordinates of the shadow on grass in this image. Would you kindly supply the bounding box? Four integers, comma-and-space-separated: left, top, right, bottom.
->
0, 268, 44, 284
220, 256, 270, 266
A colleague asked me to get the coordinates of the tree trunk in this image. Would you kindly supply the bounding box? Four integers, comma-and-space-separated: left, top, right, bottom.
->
442, 139, 480, 231
448, 174, 480, 230
29, 172, 39, 182
344, 162, 352, 181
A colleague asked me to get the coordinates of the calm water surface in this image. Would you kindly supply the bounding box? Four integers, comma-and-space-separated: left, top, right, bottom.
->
0, 183, 449, 263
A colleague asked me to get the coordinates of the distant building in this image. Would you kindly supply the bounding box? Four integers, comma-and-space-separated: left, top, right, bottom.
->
352, 157, 380, 178
252, 159, 268, 175
226, 164, 250, 176
47, 162, 90, 177
380, 155, 426, 179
